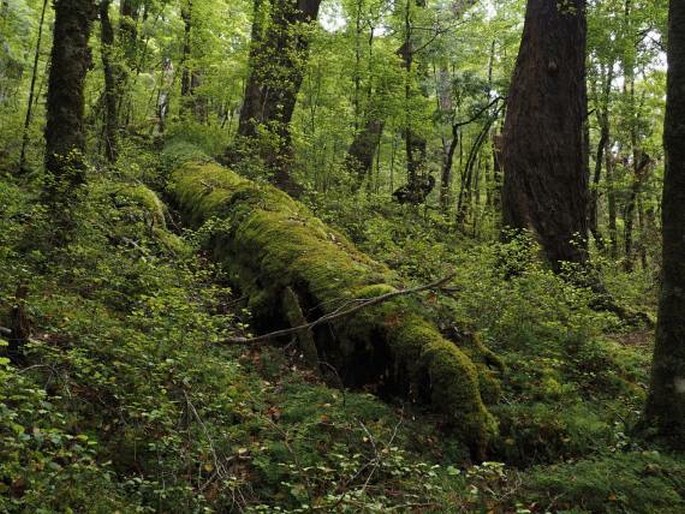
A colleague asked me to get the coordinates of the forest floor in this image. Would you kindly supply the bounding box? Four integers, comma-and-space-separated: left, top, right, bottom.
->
1, 142, 684, 513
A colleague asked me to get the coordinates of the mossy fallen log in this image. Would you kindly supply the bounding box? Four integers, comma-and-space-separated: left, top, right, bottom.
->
167, 150, 497, 457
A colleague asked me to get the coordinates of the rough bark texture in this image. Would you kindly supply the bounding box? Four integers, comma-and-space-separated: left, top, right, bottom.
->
44, 0, 97, 197
501, 0, 588, 270
167, 143, 498, 458
644, 0, 685, 448
345, 118, 385, 186
230, 0, 322, 195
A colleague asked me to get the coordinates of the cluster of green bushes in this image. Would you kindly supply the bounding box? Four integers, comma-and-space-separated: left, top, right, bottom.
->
0, 143, 682, 512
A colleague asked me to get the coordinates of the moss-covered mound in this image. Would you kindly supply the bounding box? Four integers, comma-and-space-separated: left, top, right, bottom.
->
167, 149, 497, 456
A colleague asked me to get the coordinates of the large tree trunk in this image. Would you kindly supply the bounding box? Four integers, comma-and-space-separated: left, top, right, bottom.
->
44, 0, 97, 202
230, 0, 322, 195
168, 146, 498, 459
644, 0, 685, 448
501, 0, 588, 270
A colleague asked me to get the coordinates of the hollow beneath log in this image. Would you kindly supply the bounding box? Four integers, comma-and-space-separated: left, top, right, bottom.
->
167, 145, 497, 457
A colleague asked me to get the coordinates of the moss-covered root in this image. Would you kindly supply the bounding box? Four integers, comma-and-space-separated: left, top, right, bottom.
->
169, 156, 497, 456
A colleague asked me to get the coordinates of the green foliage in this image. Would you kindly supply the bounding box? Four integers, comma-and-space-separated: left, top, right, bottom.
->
521, 452, 685, 513
170, 153, 496, 453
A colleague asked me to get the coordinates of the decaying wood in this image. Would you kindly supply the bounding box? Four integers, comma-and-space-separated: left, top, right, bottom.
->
168, 145, 498, 458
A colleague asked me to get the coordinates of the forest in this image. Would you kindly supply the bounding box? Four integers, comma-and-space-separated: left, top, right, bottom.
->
1, 0, 684, 512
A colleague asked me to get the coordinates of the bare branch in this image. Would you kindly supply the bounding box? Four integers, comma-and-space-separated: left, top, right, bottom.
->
224, 272, 457, 345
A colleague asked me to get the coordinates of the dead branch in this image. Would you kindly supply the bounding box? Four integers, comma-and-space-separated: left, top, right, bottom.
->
224, 272, 456, 345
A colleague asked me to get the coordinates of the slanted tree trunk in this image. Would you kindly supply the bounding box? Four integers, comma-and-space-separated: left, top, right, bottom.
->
169, 146, 498, 459
644, 0, 685, 449
44, 0, 97, 207
501, 0, 588, 270
230, 0, 322, 195
18, 0, 49, 172
99, 0, 118, 162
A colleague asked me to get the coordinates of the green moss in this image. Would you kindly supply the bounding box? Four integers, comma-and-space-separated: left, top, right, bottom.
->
153, 228, 191, 257
169, 155, 498, 455
522, 452, 685, 513
117, 184, 167, 229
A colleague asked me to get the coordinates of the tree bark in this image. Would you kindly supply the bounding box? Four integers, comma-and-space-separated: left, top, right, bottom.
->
501, 0, 588, 270
18, 0, 49, 173
345, 118, 385, 186
606, 151, 619, 257
623, 152, 651, 271
180, 0, 193, 99
43, 0, 97, 202
589, 63, 613, 251
230, 0, 322, 196
119, 0, 138, 68
99, 0, 118, 162
644, 0, 685, 448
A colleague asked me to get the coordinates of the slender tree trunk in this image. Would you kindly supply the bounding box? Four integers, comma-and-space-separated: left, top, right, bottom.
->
18, 0, 49, 172
457, 114, 500, 226
119, 0, 138, 67
491, 131, 503, 215
606, 151, 619, 257
117, 0, 137, 125
399, 0, 427, 186
637, 195, 648, 270
99, 0, 118, 162
179, 0, 206, 122
44, 0, 97, 203
501, 0, 588, 270
589, 64, 613, 251
440, 126, 459, 211
180, 0, 193, 98
624, 152, 651, 271
644, 0, 685, 448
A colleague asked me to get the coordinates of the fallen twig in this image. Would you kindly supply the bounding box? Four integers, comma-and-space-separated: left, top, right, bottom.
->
224, 272, 456, 345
